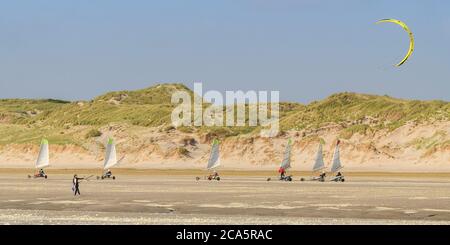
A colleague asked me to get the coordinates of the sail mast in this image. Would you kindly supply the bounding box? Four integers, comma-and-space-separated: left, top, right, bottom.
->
280, 139, 292, 170
312, 143, 325, 172
103, 138, 118, 170
330, 140, 343, 173
206, 139, 220, 170
35, 139, 50, 169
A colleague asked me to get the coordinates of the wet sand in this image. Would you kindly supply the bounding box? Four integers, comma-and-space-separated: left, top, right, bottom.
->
1, 170, 450, 224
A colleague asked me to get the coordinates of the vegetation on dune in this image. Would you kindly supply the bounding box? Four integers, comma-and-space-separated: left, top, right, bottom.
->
85, 129, 102, 139
0, 124, 78, 145
0, 84, 448, 144
176, 146, 190, 157
408, 130, 448, 150
0, 99, 70, 124
20, 101, 175, 127
93, 83, 194, 106
281, 92, 449, 132
339, 124, 371, 139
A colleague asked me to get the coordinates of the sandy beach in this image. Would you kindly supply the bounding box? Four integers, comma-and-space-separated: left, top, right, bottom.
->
1, 169, 450, 224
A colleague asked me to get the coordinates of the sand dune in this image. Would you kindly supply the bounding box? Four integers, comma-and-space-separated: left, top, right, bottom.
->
1, 120, 448, 172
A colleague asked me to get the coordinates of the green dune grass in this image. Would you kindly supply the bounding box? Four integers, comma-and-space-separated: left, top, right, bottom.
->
0, 84, 448, 145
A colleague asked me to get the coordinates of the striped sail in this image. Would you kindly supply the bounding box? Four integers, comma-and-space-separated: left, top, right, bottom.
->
206, 139, 220, 170
280, 139, 292, 170
312, 144, 325, 172
35, 139, 50, 169
103, 138, 118, 170
330, 141, 342, 173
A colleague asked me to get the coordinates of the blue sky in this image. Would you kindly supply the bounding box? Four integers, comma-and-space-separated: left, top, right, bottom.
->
0, 0, 449, 103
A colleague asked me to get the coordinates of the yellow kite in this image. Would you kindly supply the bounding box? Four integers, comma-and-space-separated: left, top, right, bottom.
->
376, 19, 414, 67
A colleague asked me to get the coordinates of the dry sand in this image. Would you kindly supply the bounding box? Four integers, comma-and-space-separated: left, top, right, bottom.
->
1, 169, 450, 224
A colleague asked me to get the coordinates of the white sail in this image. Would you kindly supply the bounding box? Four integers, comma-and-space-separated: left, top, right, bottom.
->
103, 138, 118, 170
312, 144, 325, 172
280, 139, 292, 170
206, 139, 220, 170
330, 141, 342, 173
35, 139, 50, 169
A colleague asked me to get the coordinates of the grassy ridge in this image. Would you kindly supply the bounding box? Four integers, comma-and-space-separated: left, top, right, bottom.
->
0, 84, 448, 145
281, 93, 449, 131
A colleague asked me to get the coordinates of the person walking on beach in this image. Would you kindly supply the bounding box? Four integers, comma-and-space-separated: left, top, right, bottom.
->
72, 174, 84, 196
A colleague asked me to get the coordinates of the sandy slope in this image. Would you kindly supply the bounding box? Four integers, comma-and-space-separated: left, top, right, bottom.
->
0, 120, 448, 172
